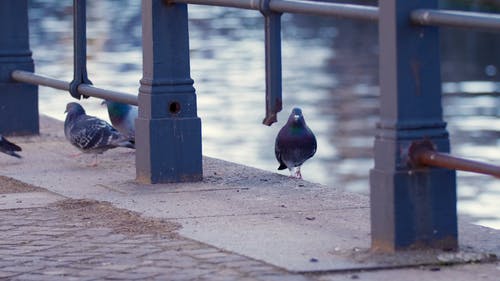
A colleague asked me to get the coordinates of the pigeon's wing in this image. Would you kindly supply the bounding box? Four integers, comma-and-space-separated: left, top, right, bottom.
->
275, 149, 288, 170
303, 128, 317, 160
0, 136, 22, 158
274, 132, 288, 170
122, 106, 137, 140
69, 116, 118, 150
106, 102, 137, 141
290, 129, 317, 166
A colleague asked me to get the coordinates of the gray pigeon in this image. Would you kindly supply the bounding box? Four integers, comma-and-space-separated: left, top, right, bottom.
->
275, 107, 317, 179
64, 102, 134, 166
101, 100, 137, 143
0, 135, 22, 158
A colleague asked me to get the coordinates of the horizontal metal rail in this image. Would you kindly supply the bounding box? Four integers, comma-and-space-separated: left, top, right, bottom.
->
415, 150, 500, 178
11, 70, 138, 106
170, 0, 258, 10
409, 140, 500, 178
270, 0, 378, 21
173, 0, 500, 31
412, 9, 500, 32
171, 0, 379, 21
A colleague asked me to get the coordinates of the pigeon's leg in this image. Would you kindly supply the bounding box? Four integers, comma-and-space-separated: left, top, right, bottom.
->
87, 154, 99, 167
288, 167, 302, 179
294, 166, 302, 179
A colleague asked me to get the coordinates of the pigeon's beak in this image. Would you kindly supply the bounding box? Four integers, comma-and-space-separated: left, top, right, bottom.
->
293, 114, 300, 122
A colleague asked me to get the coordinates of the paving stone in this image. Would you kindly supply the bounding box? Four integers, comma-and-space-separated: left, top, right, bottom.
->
0, 248, 32, 255
1, 265, 46, 273
194, 251, 235, 259
11, 259, 74, 268
95, 260, 141, 271
11, 273, 89, 281
257, 274, 315, 281
184, 247, 224, 256
202, 254, 254, 264
0, 270, 23, 278
8, 245, 57, 254
220, 259, 270, 268
45, 255, 93, 263
201, 267, 241, 277
0, 255, 44, 264
93, 271, 159, 280
0, 259, 19, 268
0, 225, 16, 231
20, 240, 68, 248
129, 265, 173, 275
69, 268, 121, 278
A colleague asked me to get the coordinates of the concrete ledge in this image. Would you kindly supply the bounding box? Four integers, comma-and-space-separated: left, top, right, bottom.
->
1, 115, 498, 272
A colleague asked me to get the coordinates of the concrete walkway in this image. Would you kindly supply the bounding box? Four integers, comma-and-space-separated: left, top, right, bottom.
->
0, 115, 498, 280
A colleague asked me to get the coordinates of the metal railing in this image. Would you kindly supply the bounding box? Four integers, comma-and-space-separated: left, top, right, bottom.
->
1, 0, 499, 253
173, 0, 379, 20
8, 1, 499, 116
412, 8, 500, 31
11, 70, 138, 106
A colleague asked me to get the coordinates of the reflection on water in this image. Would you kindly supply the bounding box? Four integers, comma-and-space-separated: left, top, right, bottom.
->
28, 1, 499, 229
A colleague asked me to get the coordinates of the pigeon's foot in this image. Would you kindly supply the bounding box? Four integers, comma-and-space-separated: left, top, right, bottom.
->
288, 167, 302, 179
69, 152, 82, 158
86, 155, 99, 167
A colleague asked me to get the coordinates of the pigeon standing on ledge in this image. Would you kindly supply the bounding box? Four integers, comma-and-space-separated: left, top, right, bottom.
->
0, 135, 22, 158
101, 100, 137, 143
275, 107, 317, 179
64, 102, 135, 166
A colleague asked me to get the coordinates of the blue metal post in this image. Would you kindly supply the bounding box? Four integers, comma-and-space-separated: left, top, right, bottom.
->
0, 0, 38, 135
370, 0, 457, 252
136, 0, 202, 183
261, 0, 283, 126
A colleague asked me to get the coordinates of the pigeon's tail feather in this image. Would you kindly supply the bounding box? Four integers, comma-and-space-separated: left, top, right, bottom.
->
5, 151, 22, 158
277, 163, 287, 170
0, 137, 22, 158
123, 141, 135, 149
0, 138, 21, 152
116, 139, 135, 149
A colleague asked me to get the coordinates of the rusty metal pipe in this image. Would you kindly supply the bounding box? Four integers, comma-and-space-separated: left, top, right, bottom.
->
410, 141, 500, 178
416, 150, 500, 178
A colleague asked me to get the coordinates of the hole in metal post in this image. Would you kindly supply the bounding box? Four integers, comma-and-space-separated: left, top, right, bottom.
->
169, 102, 181, 114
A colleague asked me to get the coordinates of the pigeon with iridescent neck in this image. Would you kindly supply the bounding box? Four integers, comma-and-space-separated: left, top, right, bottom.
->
275, 107, 317, 179
0, 135, 22, 158
102, 100, 137, 143
64, 102, 135, 166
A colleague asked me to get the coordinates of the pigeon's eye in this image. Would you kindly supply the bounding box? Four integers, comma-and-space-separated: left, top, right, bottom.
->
169, 101, 181, 114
